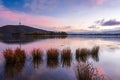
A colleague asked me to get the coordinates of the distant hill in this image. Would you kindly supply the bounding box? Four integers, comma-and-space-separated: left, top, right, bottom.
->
0, 25, 51, 35
0, 25, 68, 36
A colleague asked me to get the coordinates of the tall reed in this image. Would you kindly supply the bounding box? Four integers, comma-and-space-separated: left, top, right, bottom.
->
3, 48, 26, 64
61, 48, 72, 67
3, 48, 26, 78
90, 46, 99, 61
76, 48, 90, 62
32, 49, 43, 68
47, 48, 59, 68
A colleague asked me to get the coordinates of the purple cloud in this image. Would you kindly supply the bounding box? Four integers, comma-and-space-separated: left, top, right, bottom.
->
96, 19, 120, 26
24, 0, 104, 12
88, 25, 97, 28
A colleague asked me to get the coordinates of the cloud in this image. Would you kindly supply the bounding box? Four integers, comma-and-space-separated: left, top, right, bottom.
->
88, 25, 97, 28
24, 0, 104, 12
95, 19, 105, 24
0, 4, 63, 29
96, 19, 120, 26
53, 26, 72, 31
96, 0, 104, 5
24, 0, 60, 12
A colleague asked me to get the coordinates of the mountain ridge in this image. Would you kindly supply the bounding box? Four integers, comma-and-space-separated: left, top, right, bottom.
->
0, 25, 50, 35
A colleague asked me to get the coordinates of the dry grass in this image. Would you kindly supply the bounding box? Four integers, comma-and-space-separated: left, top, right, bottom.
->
3, 48, 26, 64
3, 48, 26, 78
91, 46, 99, 54
32, 49, 43, 68
47, 48, 59, 59
47, 48, 59, 68
75, 63, 107, 80
62, 48, 71, 58
61, 48, 72, 67
76, 48, 90, 62
90, 46, 99, 62
32, 49, 43, 59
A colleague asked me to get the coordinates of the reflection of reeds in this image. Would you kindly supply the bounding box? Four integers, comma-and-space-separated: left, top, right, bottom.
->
4, 61, 25, 78
76, 48, 90, 62
47, 49, 59, 68
61, 48, 72, 67
32, 49, 43, 68
75, 63, 105, 80
3, 48, 26, 78
3, 48, 26, 64
76, 47, 100, 63
90, 46, 99, 62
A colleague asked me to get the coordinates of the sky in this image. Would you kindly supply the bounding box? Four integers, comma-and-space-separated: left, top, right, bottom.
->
0, 0, 120, 32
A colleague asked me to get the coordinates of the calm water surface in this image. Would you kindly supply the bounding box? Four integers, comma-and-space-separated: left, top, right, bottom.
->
0, 35, 120, 80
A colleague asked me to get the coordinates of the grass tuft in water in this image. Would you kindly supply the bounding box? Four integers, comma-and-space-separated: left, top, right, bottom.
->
32, 49, 43, 68
61, 48, 72, 67
3, 48, 26, 64
76, 48, 90, 62
90, 46, 99, 61
47, 48, 59, 68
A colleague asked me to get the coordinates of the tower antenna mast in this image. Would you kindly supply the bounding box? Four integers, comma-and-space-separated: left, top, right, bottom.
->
19, 21, 21, 25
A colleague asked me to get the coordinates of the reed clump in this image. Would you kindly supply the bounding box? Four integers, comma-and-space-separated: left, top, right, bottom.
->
91, 46, 99, 55
61, 48, 72, 67
47, 48, 59, 59
32, 49, 43, 68
62, 48, 71, 58
76, 48, 90, 62
3, 48, 26, 64
90, 46, 99, 62
32, 49, 43, 60
47, 48, 59, 68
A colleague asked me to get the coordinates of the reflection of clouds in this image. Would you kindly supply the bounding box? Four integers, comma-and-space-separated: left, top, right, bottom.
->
29, 70, 73, 80
1, 37, 120, 79
96, 67, 105, 75
4, 62, 25, 78
114, 70, 120, 77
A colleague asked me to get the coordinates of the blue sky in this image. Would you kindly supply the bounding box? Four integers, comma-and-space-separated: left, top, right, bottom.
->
0, 0, 120, 32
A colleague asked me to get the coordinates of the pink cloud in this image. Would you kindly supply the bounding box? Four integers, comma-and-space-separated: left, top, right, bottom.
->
0, 5, 62, 30
96, 0, 104, 5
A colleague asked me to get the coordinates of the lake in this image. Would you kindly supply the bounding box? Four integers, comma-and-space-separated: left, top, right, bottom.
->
0, 35, 120, 80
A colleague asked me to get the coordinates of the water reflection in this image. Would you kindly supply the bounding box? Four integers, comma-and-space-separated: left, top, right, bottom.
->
76, 46, 99, 63
1, 46, 109, 80
0, 35, 67, 44
3, 48, 26, 78
61, 48, 72, 67
4, 62, 25, 79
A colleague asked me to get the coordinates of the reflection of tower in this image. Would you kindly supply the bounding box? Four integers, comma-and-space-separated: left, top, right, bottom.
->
19, 21, 22, 49
19, 39, 21, 49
